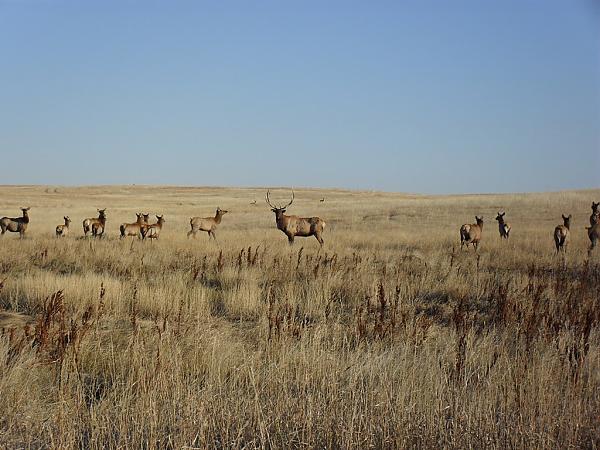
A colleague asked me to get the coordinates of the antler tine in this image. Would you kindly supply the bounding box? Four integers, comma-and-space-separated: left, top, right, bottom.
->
265, 190, 276, 209
282, 189, 294, 209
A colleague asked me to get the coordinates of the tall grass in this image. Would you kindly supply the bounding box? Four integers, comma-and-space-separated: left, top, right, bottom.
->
0, 186, 599, 448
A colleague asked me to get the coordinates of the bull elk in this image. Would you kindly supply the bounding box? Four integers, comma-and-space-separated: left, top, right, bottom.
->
55, 216, 71, 238
188, 207, 228, 240
120, 213, 144, 239
460, 216, 483, 251
83, 209, 107, 238
590, 201, 599, 226
0, 207, 30, 239
266, 190, 326, 246
495, 211, 511, 239
142, 215, 165, 241
554, 214, 571, 254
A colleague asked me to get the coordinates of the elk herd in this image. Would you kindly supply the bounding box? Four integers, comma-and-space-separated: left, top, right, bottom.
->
1, 194, 600, 256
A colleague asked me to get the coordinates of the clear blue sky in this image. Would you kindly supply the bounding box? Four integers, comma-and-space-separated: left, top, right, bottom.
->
1, 0, 598, 193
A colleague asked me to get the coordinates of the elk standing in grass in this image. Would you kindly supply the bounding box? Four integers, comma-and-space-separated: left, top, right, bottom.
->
83, 209, 107, 237
0, 207, 30, 239
554, 214, 571, 254
590, 202, 599, 226
120, 213, 144, 239
139, 213, 151, 237
188, 207, 228, 240
266, 190, 326, 246
55, 216, 71, 238
587, 222, 599, 256
495, 211, 511, 239
460, 216, 484, 251
142, 215, 164, 241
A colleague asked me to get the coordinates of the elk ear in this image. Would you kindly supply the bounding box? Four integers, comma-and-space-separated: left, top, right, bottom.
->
501, 212, 505, 217
568, 214, 572, 219
562, 214, 567, 220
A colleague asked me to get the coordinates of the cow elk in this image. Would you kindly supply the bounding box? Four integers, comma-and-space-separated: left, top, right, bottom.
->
460, 216, 484, 251
587, 223, 599, 256
120, 213, 144, 239
554, 214, 571, 254
139, 213, 151, 237
188, 207, 228, 240
142, 215, 165, 241
56, 216, 71, 238
266, 190, 326, 246
590, 201, 599, 226
495, 211, 511, 239
83, 209, 107, 238
0, 207, 30, 239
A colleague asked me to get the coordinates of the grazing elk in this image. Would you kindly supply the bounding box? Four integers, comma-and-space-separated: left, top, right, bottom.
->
188, 207, 228, 240
142, 215, 165, 241
590, 201, 599, 226
83, 209, 107, 237
55, 216, 71, 238
266, 190, 326, 246
320, 198, 325, 203
495, 211, 511, 239
460, 216, 484, 251
587, 223, 599, 256
553, 214, 571, 254
120, 213, 144, 239
0, 207, 30, 239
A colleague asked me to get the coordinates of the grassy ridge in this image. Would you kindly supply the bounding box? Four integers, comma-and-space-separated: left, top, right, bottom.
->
0, 186, 599, 448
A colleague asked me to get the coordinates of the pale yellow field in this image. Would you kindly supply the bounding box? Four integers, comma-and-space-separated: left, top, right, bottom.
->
0, 185, 599, 448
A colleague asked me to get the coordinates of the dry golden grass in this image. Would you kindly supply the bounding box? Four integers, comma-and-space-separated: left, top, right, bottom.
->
1, 185, 599, 449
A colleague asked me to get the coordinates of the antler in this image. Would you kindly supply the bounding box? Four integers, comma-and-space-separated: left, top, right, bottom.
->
282, 189, 294, 209
266, 189, 294, 209
265, 190, 277, 209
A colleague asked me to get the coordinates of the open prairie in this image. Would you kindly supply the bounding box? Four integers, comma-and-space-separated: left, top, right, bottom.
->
1, 185, 599, 448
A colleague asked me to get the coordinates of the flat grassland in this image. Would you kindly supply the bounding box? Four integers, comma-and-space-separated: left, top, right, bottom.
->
1, 185, 599, 449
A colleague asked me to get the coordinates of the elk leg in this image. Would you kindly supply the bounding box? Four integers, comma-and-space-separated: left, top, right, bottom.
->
287, 234, 294, 245
315, 234, 324, 246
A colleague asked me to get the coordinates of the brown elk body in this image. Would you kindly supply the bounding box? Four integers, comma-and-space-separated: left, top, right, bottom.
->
460, 216, 484, 250
554, 214, 571, 254
266, 190, 326, 246
139, 213, 151, 237
0, 207, 30, 239
83, 209, 107, 237
55, 216, 71, 237
142, 215, 164, 241
590, 201, 599, 226
188, 207, 228, 240
587, 223, 599, 256
120, 213, 144, 239
495, 211, 511, 239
